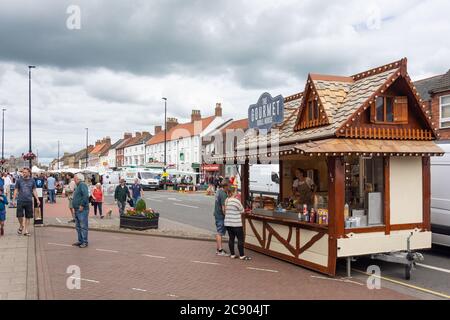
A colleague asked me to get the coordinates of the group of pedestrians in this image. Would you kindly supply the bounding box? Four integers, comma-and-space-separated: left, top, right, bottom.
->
213, 179, 251, 261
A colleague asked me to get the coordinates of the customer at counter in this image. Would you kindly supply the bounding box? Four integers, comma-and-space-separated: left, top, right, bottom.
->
292, 169, 314, 207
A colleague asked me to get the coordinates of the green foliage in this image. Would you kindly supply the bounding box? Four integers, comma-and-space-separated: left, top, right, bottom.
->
135, 199, 147, 213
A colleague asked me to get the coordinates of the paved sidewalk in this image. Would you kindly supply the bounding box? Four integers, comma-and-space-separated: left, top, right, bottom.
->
0, 208, 38, 300
43, 197, 216, 240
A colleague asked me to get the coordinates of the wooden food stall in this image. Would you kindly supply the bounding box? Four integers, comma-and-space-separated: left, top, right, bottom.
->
209, 58, 444, 276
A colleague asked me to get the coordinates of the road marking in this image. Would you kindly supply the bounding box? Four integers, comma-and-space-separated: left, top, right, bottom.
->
310, 275, 364, 286
48, 242, 72, 247
168, 197, 182, 202
142, 254, 166, 259
191, 261, 222, 266
55, 218, 62, 223
167, 293, 178, 297
246, 267, 279, 273
416, 263, 450, 274
148, 199, 163, 202
69, 277, 99, 284
132, 288, 147, 292
96, 248, 119, 253
353, 268, 450, 299
173, 203, 199, 209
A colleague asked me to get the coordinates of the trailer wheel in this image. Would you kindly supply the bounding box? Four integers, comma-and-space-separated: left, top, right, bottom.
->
405, 264, 412, 280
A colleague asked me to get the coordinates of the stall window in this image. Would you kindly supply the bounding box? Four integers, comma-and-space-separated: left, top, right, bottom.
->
344, 156, 384, 228
372, 96, 408, 124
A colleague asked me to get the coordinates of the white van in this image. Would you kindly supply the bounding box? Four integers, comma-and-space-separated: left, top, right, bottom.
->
431, 142, 450, 247
121, 168, 160, 191
249, 164, 280, 194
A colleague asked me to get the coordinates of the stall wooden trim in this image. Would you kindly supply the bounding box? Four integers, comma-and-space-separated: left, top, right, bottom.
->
384, 157, 391, 235
422, 157, 431, 231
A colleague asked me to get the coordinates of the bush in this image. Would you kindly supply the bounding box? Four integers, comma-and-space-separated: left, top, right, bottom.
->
135, 199, 147, 213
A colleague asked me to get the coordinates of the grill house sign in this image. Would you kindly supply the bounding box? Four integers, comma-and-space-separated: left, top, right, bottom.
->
248, 92, 284, 130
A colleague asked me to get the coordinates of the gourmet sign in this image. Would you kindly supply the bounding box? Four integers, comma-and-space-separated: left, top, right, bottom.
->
248, 92, 284, 130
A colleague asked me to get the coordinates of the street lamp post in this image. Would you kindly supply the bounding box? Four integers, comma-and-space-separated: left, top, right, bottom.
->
85, 128, 88, 169
57, 140, 60, 170
28, 65, 36, 169
1, 108, 5, 172
162, 98, 167, 166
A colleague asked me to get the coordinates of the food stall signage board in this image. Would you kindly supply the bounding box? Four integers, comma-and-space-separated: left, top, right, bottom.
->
248, 92, 284, 130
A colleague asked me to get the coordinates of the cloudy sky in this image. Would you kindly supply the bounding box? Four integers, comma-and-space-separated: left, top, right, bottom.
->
0, 0, 449, 164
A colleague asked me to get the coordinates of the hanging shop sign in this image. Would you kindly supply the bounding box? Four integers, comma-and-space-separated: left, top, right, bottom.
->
248, 92, 284, 130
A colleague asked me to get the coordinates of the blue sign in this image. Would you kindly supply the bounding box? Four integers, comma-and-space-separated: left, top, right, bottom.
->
248, 92, 284, 130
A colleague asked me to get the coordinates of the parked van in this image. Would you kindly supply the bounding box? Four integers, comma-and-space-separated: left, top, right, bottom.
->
249, 164, 280, 194
431, 142, 450, 247
121, 168, 160, 191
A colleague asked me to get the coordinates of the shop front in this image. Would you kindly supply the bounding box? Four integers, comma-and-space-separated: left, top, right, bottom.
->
209, 59, 444, 276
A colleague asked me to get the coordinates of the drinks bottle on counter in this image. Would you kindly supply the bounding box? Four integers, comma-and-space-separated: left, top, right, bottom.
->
310, 208, 316, 224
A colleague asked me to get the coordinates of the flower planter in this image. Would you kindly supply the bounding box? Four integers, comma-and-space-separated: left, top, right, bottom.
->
119, 213, 159, 230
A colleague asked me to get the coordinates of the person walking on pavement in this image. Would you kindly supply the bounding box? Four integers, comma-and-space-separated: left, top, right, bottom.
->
213, 180, 229, 256
131, 178, 144, 208
114, 179, 130, 215
224, 187, 251, 261
72, 173, 90, 248
47, 174, 57, 203
4, 173, 11, 203
0, 187, 8, 236
92, 183, 104, 218
12, 167, 40, 237
64, 173, 77, 223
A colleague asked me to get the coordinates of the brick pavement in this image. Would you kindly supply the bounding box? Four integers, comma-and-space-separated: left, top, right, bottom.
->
0, 207, 37, 300
42, 196, 216, 240
36, 226, 415, 300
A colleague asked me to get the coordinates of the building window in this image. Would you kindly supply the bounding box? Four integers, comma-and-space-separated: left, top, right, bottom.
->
372, 96, 408, 124
440, 95, 450, 128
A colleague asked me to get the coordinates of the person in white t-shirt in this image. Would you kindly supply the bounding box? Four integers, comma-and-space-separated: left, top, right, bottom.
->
4, 174, 12, 200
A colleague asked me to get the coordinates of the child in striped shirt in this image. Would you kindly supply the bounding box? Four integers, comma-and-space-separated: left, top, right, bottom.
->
224, 188, 251, 261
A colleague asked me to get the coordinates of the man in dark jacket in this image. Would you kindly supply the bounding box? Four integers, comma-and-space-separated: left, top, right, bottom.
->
114, 179, 130, 215
72, 173, 90, 248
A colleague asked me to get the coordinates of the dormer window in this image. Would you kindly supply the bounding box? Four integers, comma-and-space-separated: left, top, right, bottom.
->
371, 96, 408, 124
307, 99, 319, 122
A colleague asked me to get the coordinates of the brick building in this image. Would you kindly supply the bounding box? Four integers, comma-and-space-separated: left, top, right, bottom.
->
415, 69, 450, 141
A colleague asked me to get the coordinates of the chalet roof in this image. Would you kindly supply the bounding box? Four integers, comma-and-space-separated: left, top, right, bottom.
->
414, 69, 450, 101
147, 116, 216, 146
241, 59, 407, 150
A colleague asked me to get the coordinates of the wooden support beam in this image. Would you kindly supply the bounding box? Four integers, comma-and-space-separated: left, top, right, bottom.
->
422, 157, 431, 231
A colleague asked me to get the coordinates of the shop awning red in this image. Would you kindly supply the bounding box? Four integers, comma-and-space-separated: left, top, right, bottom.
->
285, 139, 445, 156
202, 164, 221, 171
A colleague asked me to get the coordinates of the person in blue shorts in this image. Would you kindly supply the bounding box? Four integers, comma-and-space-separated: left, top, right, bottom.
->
213, 180, 230, 256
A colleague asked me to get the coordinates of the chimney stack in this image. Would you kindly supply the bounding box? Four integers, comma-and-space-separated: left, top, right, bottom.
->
215, 103, 222, 117
124, 132, 132, 139
105, 136, 111, 145
191, 109, 202, 122
154, 125, 162, 134
166, 118, 178, 132
135, 132, 142, 138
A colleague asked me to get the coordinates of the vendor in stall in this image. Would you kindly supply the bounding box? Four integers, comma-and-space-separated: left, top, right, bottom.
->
292, 169, 314, 207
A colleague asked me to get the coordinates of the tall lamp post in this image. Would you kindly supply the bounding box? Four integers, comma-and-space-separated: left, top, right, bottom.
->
85, 128, 88, 168
57, 140, 60, 170
28, 65, 36, 169
1, 108, 5, 172
162, 97, 167, 166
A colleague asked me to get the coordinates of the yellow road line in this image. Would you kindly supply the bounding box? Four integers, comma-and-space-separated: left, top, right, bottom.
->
353, 268, 450, 300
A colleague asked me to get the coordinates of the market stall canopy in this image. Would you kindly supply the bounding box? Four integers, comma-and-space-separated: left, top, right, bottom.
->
31, 166, 44, 173
283, 139, 445, 157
